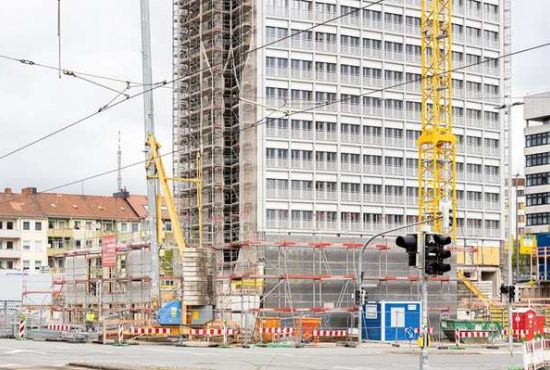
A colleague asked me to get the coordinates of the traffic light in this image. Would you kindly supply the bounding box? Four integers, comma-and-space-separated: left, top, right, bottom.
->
424, 233, 452, 275
500, 285, 517, 303
396, 234, 418, 267
509, 285, 516, 302
354, 288, 368, 305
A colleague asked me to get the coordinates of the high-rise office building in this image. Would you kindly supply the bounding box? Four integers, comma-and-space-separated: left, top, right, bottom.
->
173, 0, 507, 320
524, 92, 550, 235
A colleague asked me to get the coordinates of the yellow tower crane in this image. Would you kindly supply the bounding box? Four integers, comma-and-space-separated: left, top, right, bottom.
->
418, 0, 457, 237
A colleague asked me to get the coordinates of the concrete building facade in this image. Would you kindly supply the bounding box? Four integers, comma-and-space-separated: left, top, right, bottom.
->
173, 0, 508, 320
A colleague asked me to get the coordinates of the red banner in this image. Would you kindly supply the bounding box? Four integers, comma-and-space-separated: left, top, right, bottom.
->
101, 235, 117, 268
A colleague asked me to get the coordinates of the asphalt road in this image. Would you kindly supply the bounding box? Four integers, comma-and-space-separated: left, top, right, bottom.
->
0, 339, 523, 370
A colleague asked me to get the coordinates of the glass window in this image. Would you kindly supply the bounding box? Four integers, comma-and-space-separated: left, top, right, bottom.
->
132, 223, 139, 232
35, 222, 42, 231
23, 221, 30, 231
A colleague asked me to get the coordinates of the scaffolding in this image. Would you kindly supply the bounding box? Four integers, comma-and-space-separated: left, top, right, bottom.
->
48, 242, 182, 326
214, 238, 458, 338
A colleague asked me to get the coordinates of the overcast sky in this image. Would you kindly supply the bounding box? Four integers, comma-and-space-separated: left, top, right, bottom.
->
0, 0, 548, 196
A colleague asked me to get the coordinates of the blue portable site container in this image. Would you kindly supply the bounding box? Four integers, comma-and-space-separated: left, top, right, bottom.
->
362, 300, 421, 342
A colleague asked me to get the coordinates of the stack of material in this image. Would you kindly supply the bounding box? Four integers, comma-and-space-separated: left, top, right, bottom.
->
182, 247, 213, 305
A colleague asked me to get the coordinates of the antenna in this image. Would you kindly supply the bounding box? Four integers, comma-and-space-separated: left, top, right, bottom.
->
117, 130, 122, 191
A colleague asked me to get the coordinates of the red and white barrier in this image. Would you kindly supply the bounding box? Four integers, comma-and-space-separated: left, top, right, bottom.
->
502, 329, 535, 338
118, 323, 124, 343
189, 328, 236, 336
128, 327, 172, 335
47, 324, 72, 331
312, 330, 348, 337
456, 331, 489, 338
261, 328, 294, 334
18, 319, 25, 339
414, 328, 434, 334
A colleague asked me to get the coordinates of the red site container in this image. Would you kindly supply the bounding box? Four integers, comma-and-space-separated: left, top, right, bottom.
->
512, 309, 544, 341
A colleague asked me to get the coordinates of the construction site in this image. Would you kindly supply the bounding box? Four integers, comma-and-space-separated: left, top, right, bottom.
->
2, 0, 550, 355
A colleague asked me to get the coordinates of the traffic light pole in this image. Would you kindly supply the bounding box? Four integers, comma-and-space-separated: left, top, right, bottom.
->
418, 232, 428, 370
357, 216, 442, 343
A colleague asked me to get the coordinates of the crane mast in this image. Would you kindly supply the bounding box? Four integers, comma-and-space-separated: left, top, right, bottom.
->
418, 0, 457, 237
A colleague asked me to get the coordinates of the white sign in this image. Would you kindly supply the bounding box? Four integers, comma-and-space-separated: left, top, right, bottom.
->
391, 307, 405, 328
365, 305, 378, 319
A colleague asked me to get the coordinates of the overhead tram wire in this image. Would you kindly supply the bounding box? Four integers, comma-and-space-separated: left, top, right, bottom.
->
0, 0, 390, 162
0, 40, 549, 207
0, 54, 165, 87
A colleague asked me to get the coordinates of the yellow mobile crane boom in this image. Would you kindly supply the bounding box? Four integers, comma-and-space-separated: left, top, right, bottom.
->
418, 0, 457, 237
145, 134, 202, 323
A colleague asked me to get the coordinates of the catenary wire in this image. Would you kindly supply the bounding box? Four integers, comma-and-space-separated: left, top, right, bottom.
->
0, 0, 389, 161
0, 40, 549, 207
0, 42, 550, 208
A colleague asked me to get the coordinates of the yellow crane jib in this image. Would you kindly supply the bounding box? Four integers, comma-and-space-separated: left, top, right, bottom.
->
144, 134, 203, 258
418, 0, 457, 239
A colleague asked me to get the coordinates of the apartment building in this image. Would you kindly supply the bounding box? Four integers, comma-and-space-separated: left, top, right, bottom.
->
173, 0, 507, 316
0, 188, 175, 273
0, 188, 48, 272
524, 91, 550, 235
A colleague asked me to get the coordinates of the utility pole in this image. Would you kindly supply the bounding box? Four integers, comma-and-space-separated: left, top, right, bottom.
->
418, 232, 428, 370
515, 173, 520, 280
497, 101, 524, 354
139, 0, 160, 308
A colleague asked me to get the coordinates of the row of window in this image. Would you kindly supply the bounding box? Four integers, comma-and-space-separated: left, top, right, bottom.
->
265, 90, 500, 120
0, 260, 15, 270
527, 193, 550, 207
0, 221, 14, 230
267, 57, 500, 92
266, 1, 499, 29
526, 152, 550, 167
526, 132, 550, 148
266, 148, 500, 171
47, 219, 140, 233
526, 172, 550, 187
0, 241, 15, 250
266, 209, 500, 228
527, 213, 550, 227
267, 179, 500, 200
266, 118, 500, 147
266, 27, 500, 56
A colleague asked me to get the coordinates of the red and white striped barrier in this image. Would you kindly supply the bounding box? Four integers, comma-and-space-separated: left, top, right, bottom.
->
118, 323, 124, 343
47, 324, 72, 331
312, 330, 348, 337
456, 331, 489, 338
128, 327, 172, 335
414, 328, 434, 334
261, 328, 294, 334
502, 329, 534, 337
18, 319, 25, 339
189, 329, 236, 336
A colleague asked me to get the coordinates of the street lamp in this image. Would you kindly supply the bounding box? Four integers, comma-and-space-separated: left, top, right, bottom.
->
495, 101, 524, 354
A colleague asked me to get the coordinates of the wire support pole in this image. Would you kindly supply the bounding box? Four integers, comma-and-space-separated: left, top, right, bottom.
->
356, 216, 442, 342
140, 0, 160, 309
